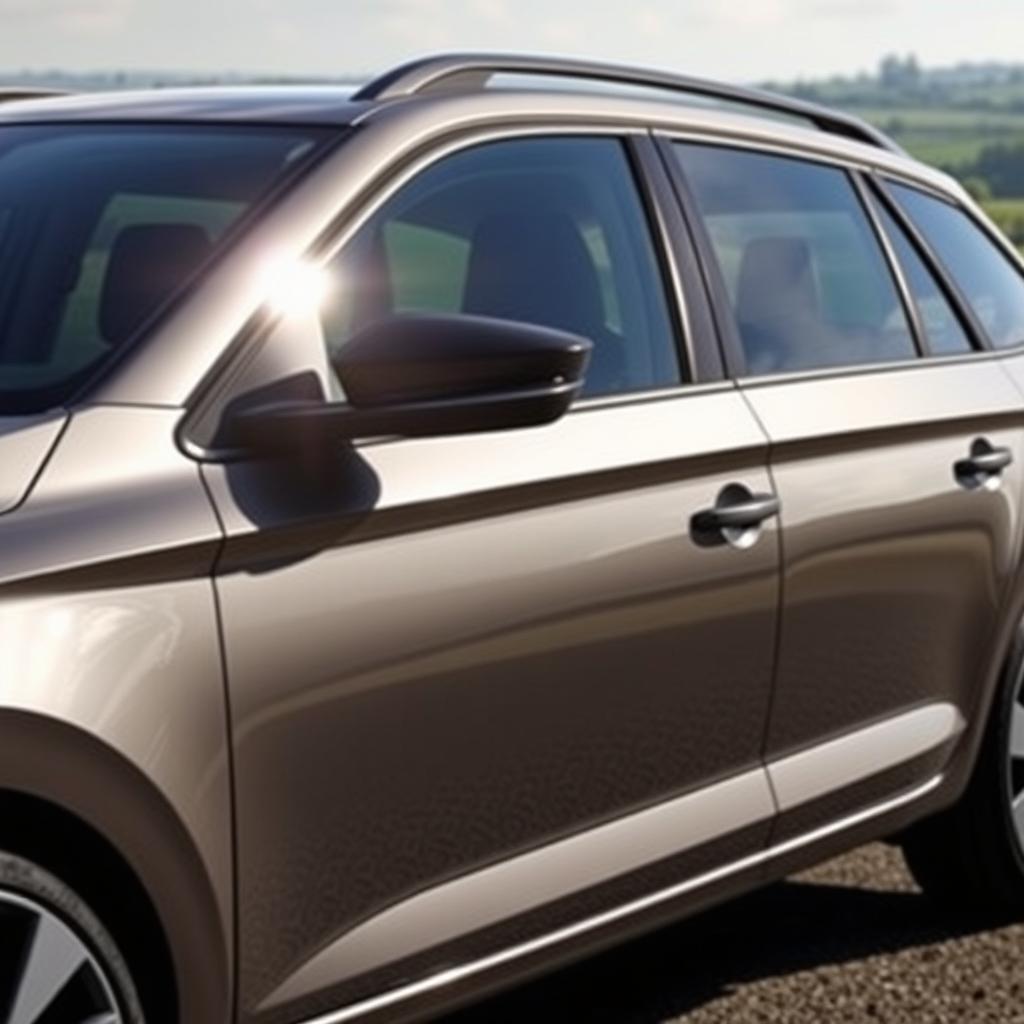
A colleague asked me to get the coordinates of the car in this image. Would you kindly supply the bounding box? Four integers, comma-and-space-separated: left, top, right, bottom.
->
2, 50, 1024, 1024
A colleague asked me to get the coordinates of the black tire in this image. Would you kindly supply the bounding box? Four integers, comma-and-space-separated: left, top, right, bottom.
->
0, 850, 146, 1023
900, 657, 1024, 918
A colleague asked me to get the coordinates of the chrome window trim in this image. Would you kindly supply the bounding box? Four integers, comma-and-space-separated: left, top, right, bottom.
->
179, 120, 710, 459
879, 174, 1024, 355
850, 169, 930, 359
304, 123, 696, 388
656, 132, 1024, 379
734, 346, 1007, 391
87, 89, 962, 409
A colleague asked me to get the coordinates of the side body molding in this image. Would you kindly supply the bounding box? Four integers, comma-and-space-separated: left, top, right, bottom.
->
264, 701, 964, 1011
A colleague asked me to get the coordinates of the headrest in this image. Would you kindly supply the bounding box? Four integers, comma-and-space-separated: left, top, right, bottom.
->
735, 236, 819, 328
463, 205, 605, 339
99, 223, 213, 347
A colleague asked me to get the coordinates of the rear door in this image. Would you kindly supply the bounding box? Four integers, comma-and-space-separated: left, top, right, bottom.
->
202, 133, 783, 1019
668, 140, 1024, 839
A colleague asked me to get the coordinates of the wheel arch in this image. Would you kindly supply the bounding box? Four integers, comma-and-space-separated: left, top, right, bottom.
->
0, 708, 232, 1024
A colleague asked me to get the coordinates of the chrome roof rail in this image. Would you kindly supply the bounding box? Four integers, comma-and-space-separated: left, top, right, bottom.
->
353, 53, 901, 154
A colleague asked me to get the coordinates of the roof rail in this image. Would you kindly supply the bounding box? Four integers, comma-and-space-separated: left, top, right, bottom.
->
353, 53, 901, 154
0, 88, 67, 105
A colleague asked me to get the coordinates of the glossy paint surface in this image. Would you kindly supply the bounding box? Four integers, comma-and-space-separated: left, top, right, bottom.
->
0, 406, 232, 1023
0, 67, 1022, 1024
0, 414, 65, 515
744, 359, 1024, 824
203, 388, 782, 1018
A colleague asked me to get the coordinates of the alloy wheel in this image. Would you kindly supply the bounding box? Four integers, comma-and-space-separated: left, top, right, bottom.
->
1010, 673, 1024, 855
0, 888, 122, 1024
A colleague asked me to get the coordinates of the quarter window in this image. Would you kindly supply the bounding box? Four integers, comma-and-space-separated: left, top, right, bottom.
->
322, 137, 681, 398
871, 198, 973, 356
890, 183, 1024, 350
673, 144, 917, 375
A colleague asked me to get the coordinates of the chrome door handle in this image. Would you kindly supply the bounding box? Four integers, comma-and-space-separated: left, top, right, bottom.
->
956, 446, 1013, 476
955, 441, 1013, 490
693, 491, 781, 532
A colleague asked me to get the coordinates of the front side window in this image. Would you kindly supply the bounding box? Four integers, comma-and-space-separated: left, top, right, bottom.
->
673, 144, 917, 375
0, 124, 327, 414
321, 137, 681, 398
890, 182, 1024, 350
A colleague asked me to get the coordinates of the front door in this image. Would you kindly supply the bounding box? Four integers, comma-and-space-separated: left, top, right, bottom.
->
206, 133, 782, 1020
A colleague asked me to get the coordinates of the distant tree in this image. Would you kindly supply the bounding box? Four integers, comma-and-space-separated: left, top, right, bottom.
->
879, 54, 923, 97
962, 176, 993, 201
973, 141, 1024, 197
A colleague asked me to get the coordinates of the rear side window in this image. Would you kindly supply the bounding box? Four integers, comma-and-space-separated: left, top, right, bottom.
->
673, 144, 917, 375
889, 183, 1024, 349
323, 137, 681, 398
0, 125, 326, 414
870, 198, 973, 356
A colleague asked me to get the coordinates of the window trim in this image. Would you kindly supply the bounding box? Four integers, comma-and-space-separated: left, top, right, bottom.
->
848, 170, 927, 360
653, 134, 747, 379
872, 175, 993, 353
663, 136, 927, 380
629, 134, 724, 383
180, 121, 732, 462
308, 128, 697, 396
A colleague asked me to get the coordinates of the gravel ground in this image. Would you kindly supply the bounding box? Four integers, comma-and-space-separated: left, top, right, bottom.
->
444, 843, 1024, 1023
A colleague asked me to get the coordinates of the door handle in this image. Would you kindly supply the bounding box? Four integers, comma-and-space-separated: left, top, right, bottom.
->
693, 488, 781, 534
956, 446, 1013, 476
955, 441, 1013, 489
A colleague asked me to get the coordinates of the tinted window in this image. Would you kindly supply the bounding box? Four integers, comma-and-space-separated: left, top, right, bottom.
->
674, 144, 917, 375
323, 137, 680, 398
890, 182, 1024, 349
0, 125, 325, 414
872, 198, 972, 355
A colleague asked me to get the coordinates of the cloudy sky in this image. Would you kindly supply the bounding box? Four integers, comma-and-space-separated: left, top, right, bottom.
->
0, 0, 1018, 82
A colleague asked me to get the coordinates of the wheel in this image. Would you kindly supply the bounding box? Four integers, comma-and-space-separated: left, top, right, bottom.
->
900, 656, 1024, 916
0, 851, 145, 1023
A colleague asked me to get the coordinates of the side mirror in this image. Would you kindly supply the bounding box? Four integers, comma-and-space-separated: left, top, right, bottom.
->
225, 314, 592, 453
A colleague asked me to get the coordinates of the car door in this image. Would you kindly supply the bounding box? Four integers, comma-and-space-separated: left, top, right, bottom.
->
669, 139, 1024, 841
200, 133, 782, 1019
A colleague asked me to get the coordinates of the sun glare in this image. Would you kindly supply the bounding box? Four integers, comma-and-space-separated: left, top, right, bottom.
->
262, 257, 332, 318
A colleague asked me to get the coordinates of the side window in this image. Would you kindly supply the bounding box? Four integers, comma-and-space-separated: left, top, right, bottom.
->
890, 182, 1024, 350
673, 143, 917, 375
871, 197, 973, 355
322, 137, 681, 398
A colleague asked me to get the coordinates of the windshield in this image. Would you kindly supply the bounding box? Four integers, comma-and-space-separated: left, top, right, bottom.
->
0, 123, 329, 414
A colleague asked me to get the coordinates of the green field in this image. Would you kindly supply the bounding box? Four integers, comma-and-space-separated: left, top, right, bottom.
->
842, 106, 1024, 253
851, 106, 1024, 173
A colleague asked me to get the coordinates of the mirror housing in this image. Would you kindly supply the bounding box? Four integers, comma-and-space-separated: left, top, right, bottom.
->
225, 314, 592, 453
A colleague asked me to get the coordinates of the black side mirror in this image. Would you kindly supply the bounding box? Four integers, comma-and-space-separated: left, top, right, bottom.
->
225, 314, 592, 453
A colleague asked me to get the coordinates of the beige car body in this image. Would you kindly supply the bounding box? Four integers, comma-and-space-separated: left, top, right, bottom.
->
2, 55, 1024, 1024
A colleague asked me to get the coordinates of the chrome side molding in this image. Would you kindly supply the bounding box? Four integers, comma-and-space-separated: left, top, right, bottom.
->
287, 703, 962, 1021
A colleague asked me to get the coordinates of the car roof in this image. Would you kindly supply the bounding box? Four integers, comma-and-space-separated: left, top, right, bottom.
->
0, 86, 369, 125
0, 55, 963, 201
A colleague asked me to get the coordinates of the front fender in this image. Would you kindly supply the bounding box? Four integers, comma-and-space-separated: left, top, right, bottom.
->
0, 709, 230, 1023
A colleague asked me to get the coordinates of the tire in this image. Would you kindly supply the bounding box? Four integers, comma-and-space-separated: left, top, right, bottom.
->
900, 656, 1024, 917
0, 850, 146, 1023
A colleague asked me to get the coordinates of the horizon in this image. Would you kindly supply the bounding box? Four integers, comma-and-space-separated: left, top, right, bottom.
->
0, 0, 1021, 85
1, 54, 1021, 92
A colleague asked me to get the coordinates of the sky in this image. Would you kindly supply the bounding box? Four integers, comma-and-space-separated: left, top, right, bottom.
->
0, 0, 1020, 83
